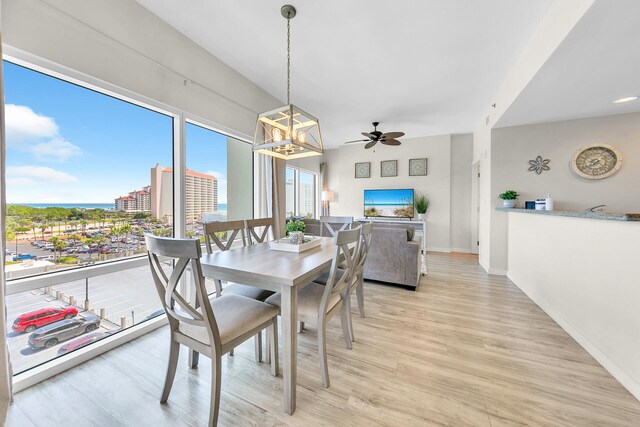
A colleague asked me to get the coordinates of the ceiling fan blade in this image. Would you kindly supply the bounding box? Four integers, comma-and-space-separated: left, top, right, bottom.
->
361, 132, 377, 139
344, 139, 369, 144
365, 140, 378, 149
381, 139, 401, 146
380, 132, 405, 139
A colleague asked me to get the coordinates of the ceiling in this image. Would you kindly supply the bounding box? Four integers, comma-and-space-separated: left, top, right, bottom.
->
135, 0, 552, 148
497, 0, 640, 128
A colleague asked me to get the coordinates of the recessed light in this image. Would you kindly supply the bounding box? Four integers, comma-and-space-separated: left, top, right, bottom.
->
613, 96, 638, 104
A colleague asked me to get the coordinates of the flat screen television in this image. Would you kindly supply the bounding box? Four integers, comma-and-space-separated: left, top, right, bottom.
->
364, 189, 414, 218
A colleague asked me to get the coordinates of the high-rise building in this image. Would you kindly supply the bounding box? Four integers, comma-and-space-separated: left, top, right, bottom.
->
114, 195, 136, 212
300, 182, 314, 215
150, 164, 218, 223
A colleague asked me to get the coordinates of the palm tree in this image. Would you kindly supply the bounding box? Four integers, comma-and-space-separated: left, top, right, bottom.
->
120, 224, 132, 254
49, 236, 60, 260
92, 234, 108, 261
79, 219, 88, 235
54, 239, 67, 261
110, 225, 121, 253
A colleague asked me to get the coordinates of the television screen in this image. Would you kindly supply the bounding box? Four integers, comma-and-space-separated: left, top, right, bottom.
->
364, 189, 414, 218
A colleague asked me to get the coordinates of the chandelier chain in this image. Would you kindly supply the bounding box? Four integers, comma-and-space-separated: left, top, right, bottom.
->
286, 15, 291, 105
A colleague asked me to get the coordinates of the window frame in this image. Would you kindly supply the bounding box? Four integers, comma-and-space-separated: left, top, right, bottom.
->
3, 47, 255, 391
285, 165, 318, 218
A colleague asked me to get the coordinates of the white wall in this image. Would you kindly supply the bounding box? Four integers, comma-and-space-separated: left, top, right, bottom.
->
507, 212, 640, 400
226, 138, 253, 220
1, 0, 280, 138
489, 112, 640, 272
472, 0, 595, 273
450, 134, 473, 252
324, 134, 472, 252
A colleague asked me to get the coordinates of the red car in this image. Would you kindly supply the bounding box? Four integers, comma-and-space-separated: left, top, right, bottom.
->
12, 307, 79, 333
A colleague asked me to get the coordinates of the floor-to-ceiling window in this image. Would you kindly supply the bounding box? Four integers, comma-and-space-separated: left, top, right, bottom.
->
285, 166, 317, 218
3, 59, 175, 374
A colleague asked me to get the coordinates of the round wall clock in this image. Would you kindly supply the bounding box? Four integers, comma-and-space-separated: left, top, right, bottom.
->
571, 144, 622, 180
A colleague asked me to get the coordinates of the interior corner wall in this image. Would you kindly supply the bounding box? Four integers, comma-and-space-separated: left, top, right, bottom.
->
450, 134, 473, 253
324, 134, 455, 252
489, 112, 640, 273
1, 0, 280, 137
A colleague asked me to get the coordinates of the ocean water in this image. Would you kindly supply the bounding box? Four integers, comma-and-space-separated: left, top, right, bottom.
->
10, 203, 115, 210
10, 202, 229, 211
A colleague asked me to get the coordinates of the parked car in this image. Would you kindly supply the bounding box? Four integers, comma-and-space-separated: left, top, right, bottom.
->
28, 315, 101, 349
12, 307, 79, 333
13, 253, 37, 261
57, 332, 109, 355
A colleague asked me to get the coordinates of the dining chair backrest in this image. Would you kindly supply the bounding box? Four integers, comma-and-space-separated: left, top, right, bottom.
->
245, 218, 274, 245
321, 227, 361, 312
356, 222, 374, 273
320, 216, 353, 237
146, 234, 221, 349
203, 220, 247, 254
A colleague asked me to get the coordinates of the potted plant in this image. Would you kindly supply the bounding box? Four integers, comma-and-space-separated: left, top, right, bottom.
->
285, 220, 305, 244
499, 190, 518, 208
415, 193, 430, 221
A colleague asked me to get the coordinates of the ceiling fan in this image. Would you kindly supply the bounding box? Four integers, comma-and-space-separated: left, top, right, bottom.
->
344, 122, 405, 149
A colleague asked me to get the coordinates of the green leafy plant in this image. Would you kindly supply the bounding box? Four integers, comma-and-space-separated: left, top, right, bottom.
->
498, 190, 518, 200
285, 220, 305, 235
415, 193, 430, 214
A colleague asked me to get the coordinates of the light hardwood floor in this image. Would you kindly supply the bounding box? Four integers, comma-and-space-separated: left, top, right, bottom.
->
6, 253, 640, 426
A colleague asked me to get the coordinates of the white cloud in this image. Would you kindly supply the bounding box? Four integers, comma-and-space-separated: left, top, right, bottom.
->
205, 170, 228, 204
6, 165, 79, 184
28, 137, 83, 162
6, 177, 36, 186
5, 104, 58, 140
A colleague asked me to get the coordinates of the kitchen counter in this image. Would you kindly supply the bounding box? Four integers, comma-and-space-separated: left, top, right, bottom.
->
496, 207, 640, 222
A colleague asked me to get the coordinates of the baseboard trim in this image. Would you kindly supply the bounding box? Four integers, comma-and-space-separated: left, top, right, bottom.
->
450, 247, 472, 254
487, 267, 507, 276
426, 247, 451, 253
508, 272, 640, 402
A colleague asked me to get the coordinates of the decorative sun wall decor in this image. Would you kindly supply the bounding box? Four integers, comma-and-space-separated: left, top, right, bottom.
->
528, 155, 550, 174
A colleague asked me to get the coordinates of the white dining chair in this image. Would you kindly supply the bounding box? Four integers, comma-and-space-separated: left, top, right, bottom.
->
146, 234, 279, 426
265, 227, 360, 387
319, 215, 353, 237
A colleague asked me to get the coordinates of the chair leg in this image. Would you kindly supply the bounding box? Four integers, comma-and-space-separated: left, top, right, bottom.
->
229, 348, 234, 356
318, 317, 330, 388
161, 339, 180, 403
214, 279, 223, 298
356, 275, 365, 318
270, 318, 279, 377
265, 326, 271, 364
341, 302, 353, 349
189, 350, 200, 368
209, 354, 222, 427
346, 294, 355, 344
298, 321, 305, 333
254, 331, 263, 363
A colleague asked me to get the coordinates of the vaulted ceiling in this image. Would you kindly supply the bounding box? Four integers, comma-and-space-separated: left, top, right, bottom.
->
135, 0, 552, 147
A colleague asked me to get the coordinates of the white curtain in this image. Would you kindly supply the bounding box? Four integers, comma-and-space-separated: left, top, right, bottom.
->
320, 162, 328, 216
0, 16, 14, 421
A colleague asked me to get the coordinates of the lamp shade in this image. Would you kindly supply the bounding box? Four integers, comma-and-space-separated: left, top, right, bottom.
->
322, 191, 334, 202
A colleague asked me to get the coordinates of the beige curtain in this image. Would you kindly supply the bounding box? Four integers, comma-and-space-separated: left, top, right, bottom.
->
320, 162, 328, 216
0, 18, 14, 421
271, 157, 286, 239
254, 153, 286, 239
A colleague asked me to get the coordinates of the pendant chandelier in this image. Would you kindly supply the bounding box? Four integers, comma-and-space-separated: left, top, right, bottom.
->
253, 4, 323, 160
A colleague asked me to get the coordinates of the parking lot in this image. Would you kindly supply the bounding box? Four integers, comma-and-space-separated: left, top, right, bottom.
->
5, 264, 168, 374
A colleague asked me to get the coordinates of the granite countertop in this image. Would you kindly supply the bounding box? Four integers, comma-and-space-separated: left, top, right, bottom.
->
496, 208, 640, 222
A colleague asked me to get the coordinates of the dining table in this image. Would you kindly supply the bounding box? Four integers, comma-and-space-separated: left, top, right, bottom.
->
199, 236, 337, 414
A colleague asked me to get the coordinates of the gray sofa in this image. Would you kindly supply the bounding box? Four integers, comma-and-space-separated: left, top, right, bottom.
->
363, 224, 422, 290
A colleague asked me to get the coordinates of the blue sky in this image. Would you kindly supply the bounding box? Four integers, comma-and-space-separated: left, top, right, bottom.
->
3, 60, 229, 203
364, 189, 414, 205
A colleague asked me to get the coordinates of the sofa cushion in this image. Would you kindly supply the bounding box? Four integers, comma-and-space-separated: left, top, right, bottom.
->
372, 223, 414, 241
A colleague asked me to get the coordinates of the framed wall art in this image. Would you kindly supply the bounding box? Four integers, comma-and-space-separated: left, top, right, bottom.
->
409, 158, 428, 176
355, 162, 371, 178
380, 160, 398, 177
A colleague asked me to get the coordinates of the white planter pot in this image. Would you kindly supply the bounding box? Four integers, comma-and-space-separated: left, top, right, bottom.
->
417, 213, 426, 221
502, 200, 516, 208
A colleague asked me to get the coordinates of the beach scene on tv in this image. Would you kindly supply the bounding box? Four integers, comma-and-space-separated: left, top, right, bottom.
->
364, 189, 415, 218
